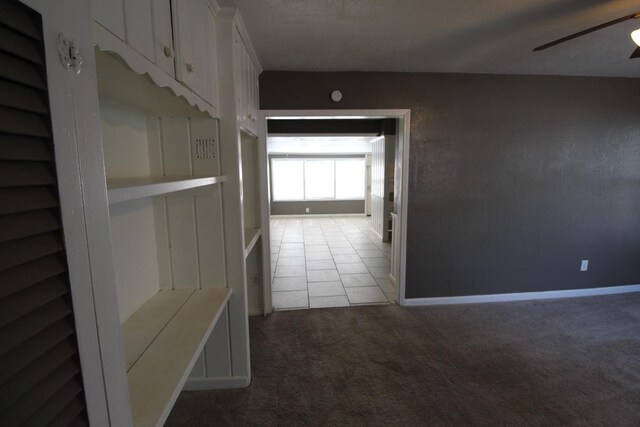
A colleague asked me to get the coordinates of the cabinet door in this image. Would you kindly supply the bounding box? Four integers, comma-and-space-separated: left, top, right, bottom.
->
91, 0, 125, 39
173, 0, 197, 94
151, 0, 175, 77
173, 0, 217, 106
123, 0, 155, 61
233, 28, 244, 124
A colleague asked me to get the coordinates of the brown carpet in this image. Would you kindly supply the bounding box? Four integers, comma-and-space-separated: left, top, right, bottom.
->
166, 293, 640, 426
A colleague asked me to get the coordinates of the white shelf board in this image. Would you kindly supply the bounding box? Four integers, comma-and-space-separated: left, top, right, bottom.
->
244, 227, 261, 257
124, 288, 232, 427
107, 176, 227, 205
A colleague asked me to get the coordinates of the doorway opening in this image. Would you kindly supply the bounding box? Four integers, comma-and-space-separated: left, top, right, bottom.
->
255, 110, 410, 314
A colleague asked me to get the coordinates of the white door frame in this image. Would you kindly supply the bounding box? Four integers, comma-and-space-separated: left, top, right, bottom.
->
258, 109, 411, 310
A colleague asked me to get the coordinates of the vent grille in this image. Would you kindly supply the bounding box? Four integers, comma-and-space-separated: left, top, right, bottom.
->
0, 0, 89, 425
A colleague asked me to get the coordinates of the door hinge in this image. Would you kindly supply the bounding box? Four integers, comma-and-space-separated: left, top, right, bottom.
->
57, 33, 83, 74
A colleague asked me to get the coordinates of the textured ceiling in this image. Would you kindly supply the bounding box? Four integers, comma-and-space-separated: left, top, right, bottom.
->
220, 0, 640, 77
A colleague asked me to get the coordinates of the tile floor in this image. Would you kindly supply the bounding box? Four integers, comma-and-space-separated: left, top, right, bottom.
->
270, 216, 396, 310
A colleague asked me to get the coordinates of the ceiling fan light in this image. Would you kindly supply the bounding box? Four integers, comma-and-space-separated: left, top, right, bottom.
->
632, 29, 640, 46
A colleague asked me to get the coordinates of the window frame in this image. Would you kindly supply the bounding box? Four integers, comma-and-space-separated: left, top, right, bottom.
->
270, 155, 367, 202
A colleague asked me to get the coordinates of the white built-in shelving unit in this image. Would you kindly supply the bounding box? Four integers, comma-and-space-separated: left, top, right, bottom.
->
83, 0, 266, 425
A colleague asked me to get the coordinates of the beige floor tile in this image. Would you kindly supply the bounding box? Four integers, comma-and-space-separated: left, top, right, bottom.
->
306, 260, 336, 270
279, 249, 305, 257
376, 278, 396, 293
277, 256, 305, 266
336, 263, 369, 274
340, 273, 378, 287
275, 266, 306, 277
309, 295, 350, 308
368, 267, 391, 279
273, 290, 308, 310
330, 247, 357, 255
305, 244, 330, 252
334, 254, 362, 263
308, 281, 345, 297
356, 249, 385, 258
328, 241, 352, 248
307, 269, 340, 282
280, 243, 304, 250
273, 277, 308, 291
345, 286, 388, 304
305, 252, 333, 260
362, 257, 391, 267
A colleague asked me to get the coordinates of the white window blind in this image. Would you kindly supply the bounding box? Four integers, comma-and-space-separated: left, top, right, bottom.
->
271, 157, 365, 201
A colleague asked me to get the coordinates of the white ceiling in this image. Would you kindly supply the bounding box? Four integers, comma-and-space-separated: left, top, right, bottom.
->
220, 0, 640, 77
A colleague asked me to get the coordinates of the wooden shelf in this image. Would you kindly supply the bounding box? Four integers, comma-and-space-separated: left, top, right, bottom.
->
122, 288, 232, 427
244, 227, 261, 257
107, 176, 227, 205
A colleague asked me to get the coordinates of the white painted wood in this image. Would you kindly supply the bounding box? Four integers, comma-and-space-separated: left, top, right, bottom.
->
215, 10, 253, 381
389, 212, 400, 287
94, 22, 217, 117
107, 176, 227, 204
260, 109, 411, 310
127, 288, 231, 427
173, 0, 218, 107
241, 132, 260, 229
257, 111, 272, 315
151, 0, 175, 77
20, 0, 115, 424
184, 376, 250, 390
244, 227, 262, 256
233, 23, 260, 136
91, 0, 125, 40
121, 289, 194, 370
245, 239, 263, 315
189, 351, 206, 379
109, 199, 162, 322
195, 190, 228, 288
203, 306, 232, 377
123, 0, 155, 61
404, 284, 640, 307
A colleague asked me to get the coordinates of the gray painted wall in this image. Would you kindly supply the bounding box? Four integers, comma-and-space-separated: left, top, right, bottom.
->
260, 71, 640, 299
272, 200, 365, 215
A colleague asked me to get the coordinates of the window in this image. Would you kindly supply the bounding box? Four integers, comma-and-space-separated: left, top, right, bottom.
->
271, 157, 366, 201
335, 159, 365, 200
271, 159, 304, 201
304, 160, 335, 199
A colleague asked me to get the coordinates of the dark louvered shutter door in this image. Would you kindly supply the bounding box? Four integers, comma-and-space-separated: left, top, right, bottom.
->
0, 1, 90, 426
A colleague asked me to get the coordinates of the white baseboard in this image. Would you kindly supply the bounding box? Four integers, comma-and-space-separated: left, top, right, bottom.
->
404, 284, 640, 306
270, 213, 366, 218
183, 376, 250, 391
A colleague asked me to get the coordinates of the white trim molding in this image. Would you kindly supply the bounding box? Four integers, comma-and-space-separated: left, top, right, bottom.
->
260, 109, 411, 312
404, 284, 640, 306
184, 376, 251, 390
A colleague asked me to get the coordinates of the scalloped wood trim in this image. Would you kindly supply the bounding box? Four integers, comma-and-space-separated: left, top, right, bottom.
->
93, 21, 218, 118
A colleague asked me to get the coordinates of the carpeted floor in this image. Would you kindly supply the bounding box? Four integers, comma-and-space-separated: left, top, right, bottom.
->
166, 293, 640, 426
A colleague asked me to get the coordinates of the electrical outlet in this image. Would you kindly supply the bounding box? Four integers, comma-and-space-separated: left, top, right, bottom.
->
253, 274, 260, 286
580, 260, 589, 272
305, 207, 310, 213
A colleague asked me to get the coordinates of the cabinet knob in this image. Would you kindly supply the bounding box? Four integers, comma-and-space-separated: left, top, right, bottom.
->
163, 46, 173, 58
186, 63, 194, 73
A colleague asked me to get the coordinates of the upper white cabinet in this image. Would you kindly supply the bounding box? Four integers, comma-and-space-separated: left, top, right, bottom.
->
173, 0, 219, 108
91, 0, 219, 116
152, 0, 176, 77
233, 26, 260, 135
91, 0, 126, 39
123, 0, 155, 61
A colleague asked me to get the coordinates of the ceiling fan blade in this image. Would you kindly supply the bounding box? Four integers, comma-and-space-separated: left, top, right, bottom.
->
631, 46, 640, 58
533, 12, 640, 52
